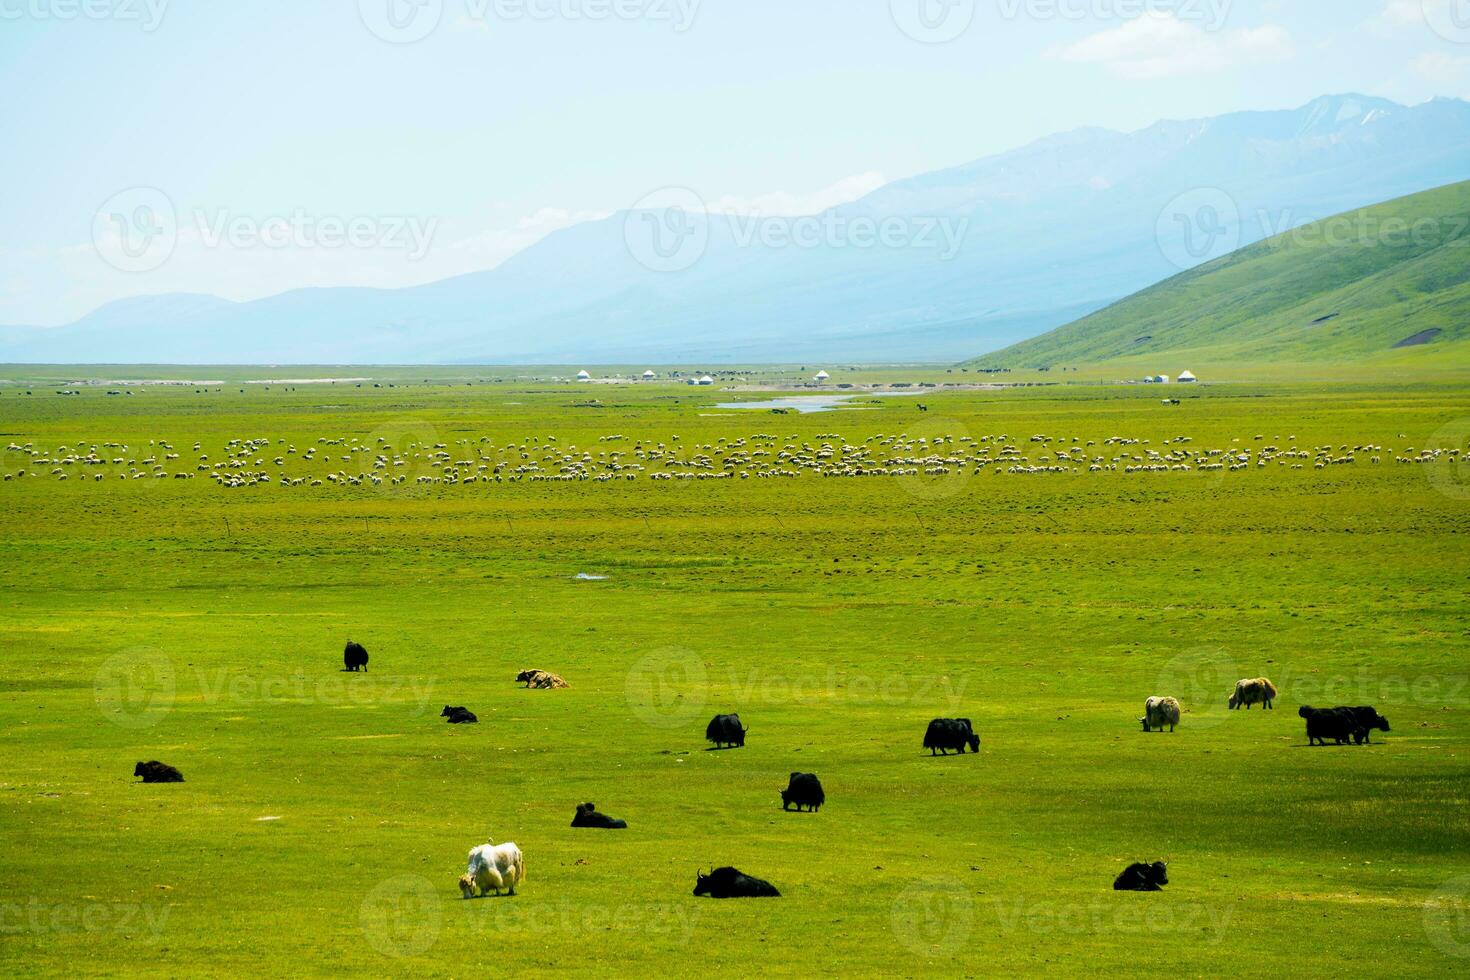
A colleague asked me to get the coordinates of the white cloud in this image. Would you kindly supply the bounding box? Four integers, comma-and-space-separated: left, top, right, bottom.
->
1057, 12, 1295, 80
1410, 50, 1470, 86
1381, 0, 1426, 27
706, 172, 887, 217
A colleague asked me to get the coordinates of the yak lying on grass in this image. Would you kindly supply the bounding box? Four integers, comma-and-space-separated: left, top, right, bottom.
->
571, 802, 627, 829
516, 669, 569, 689
134, 761, 183, 783
693, 867, 780, 898
780, 772, 825, 812
923, 718, 979, 755
1113, 862, 1168, 892
343, 640, 369, 672
706, 713, 747, 749
441, 705, 478, 724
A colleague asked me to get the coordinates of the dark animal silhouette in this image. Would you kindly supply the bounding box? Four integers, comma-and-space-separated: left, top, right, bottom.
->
705, 713, 747, 749
1299, 706, 1365, 746
1345, 706, 1390, 744
923, 718, 979, 755
441, 705, 478, 724
780, 772, 825, 812
1113, 861, 1168, 892
693, 866, 780, 898
343, 640, 369, 672
571, 802, 627, 829
134, 761, 183, 783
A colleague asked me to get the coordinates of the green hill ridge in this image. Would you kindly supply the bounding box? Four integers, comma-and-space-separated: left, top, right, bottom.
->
964, 180, 1470, 375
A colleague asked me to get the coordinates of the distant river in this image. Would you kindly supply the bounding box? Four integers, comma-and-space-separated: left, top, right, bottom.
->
715, 391, 926, 414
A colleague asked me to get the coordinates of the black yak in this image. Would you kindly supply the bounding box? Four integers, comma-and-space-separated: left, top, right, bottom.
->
693, 867, 780, 898
441, 705, 478, 724
780, 772, 825, 812
1299, 706, 1364, 746
1114, 861, 1168, 892
343, 640, 369, 673
134, 761, 183, 783
571, 802, 627, 829
1345, 706, 1391, 744
705, 713, 747, 749
923, 718, 979, 755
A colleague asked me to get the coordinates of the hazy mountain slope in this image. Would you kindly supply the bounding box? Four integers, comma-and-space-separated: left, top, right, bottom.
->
6, 95, 1470, 364
963, 181, 1470, 370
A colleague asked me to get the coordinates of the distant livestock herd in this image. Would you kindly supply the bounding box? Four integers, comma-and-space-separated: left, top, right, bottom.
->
133, 646, 1393, 900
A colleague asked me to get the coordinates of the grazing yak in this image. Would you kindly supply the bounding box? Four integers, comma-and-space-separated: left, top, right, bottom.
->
441, 705, 478, 724
705, 713, 747, 749
571, 802, 627, 829
343, 640, 369, 673
923, 718, 979, 755
693, 867, 780, 899
1113, 861, 1169, 892
459, 841, 524, 898
1140, 696, 1181, 732
1345, 706, 1391, 744
1299, 705, 1389, 745
1228, 677, 1278, 710
134, 761, 183, 783
780, 772, 825, 812
516, 669, 569, 690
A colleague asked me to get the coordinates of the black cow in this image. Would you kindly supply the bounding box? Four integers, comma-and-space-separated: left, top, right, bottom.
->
693, 867, 780, 899
343, 640, 369, 672
1345, 706, 1391, 744
923, 718, 979, 756
1298, 706, 1364, 746
1113, 861, 1168, 892
705, 713, 747, 749
571, 802, 627, 829
781, 772, 825, 812
134, 761, 183, 783
441, 705, 478, 724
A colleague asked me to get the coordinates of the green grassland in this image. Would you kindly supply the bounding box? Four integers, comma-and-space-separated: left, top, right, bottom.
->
967, 181, 1470, 380
2, 377, 1469, 976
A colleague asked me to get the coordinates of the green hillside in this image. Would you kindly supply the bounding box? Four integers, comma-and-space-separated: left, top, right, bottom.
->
965, 180, 1470, 377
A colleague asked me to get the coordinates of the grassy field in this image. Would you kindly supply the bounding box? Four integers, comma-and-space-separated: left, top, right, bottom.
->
2, 375, 1468, 976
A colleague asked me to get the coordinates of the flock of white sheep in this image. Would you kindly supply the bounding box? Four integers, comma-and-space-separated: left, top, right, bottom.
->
1, 430, 1461, 489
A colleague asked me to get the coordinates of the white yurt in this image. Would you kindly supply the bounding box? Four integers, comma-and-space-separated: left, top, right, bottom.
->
642, 370, 657, 380
576, 370, 592, 382
698, 375, 715, 386
814, 370, 831, 382
1178, 370, 1197, 383
1154, 374, 1170, 384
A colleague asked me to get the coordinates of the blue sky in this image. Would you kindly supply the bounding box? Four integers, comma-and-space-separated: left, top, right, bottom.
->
1, 0, 1467, 325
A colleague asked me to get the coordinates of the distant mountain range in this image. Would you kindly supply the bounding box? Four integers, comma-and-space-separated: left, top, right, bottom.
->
6, 94, 1470, 365
965, 180, 1470, 371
